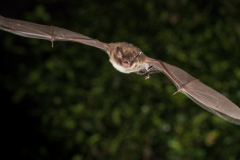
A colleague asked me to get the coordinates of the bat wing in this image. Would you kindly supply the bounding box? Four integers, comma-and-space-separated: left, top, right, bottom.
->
0, 15, 109, 52
146, 59, 240, 125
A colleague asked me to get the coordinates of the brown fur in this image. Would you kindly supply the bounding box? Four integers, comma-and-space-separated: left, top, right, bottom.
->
108, 42, 147, 68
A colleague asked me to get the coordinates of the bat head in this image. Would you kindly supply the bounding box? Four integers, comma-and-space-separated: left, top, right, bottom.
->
114, 46, 141, 67
108, 42, 147, 74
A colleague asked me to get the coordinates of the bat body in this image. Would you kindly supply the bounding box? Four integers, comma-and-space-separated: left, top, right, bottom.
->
1, 15, 240, 126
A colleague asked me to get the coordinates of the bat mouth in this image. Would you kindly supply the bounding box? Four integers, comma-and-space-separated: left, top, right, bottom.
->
122, 60, 131, 67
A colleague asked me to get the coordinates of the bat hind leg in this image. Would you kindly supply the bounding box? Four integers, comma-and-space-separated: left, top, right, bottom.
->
135, 65, 159, 79
144, 65, 158, 79
135, 70, 150, 79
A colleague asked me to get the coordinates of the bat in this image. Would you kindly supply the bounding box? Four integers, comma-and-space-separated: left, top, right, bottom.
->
1, 15, 240, 126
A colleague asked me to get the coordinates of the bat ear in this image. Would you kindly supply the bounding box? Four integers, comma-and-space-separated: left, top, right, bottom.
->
115, 47, 123, 59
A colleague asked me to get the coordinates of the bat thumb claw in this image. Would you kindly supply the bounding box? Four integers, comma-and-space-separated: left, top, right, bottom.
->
173, 90, 180, 95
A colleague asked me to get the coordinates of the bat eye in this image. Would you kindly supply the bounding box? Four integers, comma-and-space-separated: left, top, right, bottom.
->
134, 52, 142, 60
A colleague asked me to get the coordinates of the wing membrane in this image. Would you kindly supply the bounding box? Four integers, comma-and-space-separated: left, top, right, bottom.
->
0, 15, 109, 52
147, 59, 240, 125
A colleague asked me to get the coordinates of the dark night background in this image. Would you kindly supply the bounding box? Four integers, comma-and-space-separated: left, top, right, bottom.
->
0, 0, 240, 159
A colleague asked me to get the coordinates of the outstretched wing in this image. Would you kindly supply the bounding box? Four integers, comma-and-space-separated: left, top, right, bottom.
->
0, 15, 109, 52
146, 59, 240, 125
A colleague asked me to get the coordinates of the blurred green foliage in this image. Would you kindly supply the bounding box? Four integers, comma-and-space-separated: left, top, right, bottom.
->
0, 0, 240, 159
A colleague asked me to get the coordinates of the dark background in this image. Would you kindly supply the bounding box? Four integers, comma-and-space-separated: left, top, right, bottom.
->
0, 0, 240, 159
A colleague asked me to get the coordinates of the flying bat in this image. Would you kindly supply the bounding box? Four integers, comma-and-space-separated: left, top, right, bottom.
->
0, 15, 240, 126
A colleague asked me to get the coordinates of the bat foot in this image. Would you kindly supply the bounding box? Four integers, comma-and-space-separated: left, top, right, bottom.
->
145, 73, 150, 79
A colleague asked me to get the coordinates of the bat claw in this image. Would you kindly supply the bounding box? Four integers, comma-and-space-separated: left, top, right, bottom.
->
173, 91, 179, 95
51, 25, 55, 48
173, 88, 183, 95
